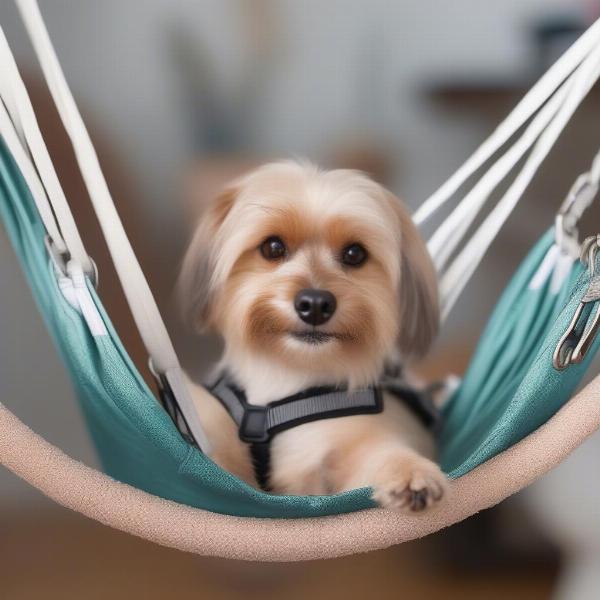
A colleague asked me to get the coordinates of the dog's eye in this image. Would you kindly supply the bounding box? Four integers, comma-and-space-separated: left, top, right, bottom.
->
341, 243, 367, 267
260, 236, 287, 261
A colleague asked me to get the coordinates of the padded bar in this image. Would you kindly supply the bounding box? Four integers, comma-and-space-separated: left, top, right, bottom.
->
1, 373, 600, 562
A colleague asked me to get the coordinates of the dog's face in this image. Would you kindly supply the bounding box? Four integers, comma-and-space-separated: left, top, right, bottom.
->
179, 162, 438, 385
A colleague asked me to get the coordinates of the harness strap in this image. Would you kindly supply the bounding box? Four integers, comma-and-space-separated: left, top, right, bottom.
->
207, 373, 442, 491
209, 376, 383, 444
380, 377, 443, 435
207, 376, 383, 489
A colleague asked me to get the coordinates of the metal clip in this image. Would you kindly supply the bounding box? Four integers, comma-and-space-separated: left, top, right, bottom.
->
553, 235, 600, 370
555, 173, 599, 258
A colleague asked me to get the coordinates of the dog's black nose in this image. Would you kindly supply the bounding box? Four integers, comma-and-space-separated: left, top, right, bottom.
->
294, 289, 337, 326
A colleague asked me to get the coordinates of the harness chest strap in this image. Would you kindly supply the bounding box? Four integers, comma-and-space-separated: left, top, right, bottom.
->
206, 374, 441, 491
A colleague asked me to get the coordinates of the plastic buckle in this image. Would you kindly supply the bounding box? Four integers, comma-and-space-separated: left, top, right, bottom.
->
553, 236, 600, 370
239, 405, 270, 443
44, 235, 99, 288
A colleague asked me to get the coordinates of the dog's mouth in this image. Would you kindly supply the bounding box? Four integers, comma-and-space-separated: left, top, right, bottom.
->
289, 330, 351, 345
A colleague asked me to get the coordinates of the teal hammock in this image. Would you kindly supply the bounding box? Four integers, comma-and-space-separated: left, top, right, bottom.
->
2, 139, 600, 519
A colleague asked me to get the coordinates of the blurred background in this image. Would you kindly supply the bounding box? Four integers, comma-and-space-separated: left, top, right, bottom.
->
1, 1, 600, 598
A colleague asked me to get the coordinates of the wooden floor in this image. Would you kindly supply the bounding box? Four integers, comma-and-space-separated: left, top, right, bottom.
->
0, 508, 557, 600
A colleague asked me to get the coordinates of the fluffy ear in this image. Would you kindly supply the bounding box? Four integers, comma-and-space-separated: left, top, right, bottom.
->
177, 186, 237, 332
387, 193, 439, 359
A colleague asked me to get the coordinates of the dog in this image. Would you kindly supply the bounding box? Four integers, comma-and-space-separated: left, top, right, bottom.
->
178, 160, 447, 511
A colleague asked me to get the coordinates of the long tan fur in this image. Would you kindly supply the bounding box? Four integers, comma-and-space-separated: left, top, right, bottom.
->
179, 161, 447, 511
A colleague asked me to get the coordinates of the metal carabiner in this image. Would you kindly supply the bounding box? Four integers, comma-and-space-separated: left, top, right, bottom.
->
555, 174, 599, 258
553, 235, 600, 370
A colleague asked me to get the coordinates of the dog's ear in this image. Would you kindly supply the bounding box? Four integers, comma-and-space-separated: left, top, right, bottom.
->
386, 193, 439, 359
177, 186, 237, 332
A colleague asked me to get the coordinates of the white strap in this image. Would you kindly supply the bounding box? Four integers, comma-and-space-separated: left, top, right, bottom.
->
60, 261, 109, 337
427, 71, 572, 273
414, 16, 600, 227
0, 23, 92, 275
0, 99, 66, 250
440, 43, 600, 319
15, 0, 209, 451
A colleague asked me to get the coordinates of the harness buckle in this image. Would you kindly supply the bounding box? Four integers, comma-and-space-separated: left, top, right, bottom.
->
239, 405, 270, 443
553, 235, 600, 370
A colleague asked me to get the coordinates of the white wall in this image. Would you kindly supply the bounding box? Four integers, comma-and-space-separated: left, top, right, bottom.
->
2, 0, 580, 211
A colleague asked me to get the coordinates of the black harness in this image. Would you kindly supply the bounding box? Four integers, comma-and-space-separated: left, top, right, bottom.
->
205, 371, 441, 490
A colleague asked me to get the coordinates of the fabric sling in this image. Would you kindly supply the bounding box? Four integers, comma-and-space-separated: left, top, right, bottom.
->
6, 136, 597, 519
1, 0, 600, 536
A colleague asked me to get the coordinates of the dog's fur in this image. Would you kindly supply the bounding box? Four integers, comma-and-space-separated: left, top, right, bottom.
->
179, 161, 447, 511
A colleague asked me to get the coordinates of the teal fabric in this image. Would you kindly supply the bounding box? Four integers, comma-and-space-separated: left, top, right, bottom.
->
0, 140, 373, 518
439, 231, 600, 476
1, 137, 599, 518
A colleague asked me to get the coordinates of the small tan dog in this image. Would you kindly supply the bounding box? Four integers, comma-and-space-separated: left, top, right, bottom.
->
179, 161, 447, 511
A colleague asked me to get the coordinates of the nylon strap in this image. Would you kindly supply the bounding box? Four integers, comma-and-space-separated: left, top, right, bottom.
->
439, 45, 600, 319
413, 15, 600, 227
208, 376, 383, 444
15, 0, 209, 451
208, 375, 384, 490
0, 23, 93, 276
415, 18, 600, 321
208, 373, 443, 490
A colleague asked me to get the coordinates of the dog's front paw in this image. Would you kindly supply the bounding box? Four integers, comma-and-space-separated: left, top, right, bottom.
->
371, 455, 447, 512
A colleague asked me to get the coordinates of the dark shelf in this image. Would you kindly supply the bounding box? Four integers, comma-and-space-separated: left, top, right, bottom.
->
425, 77, 600, 110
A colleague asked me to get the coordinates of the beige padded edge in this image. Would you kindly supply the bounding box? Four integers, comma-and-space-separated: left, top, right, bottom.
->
1, 372, 600, 562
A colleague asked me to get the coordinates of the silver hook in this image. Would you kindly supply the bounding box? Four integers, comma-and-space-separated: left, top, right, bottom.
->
553, 235, 600, 370
555, 174, 599, 258
555, 149, 600, 258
